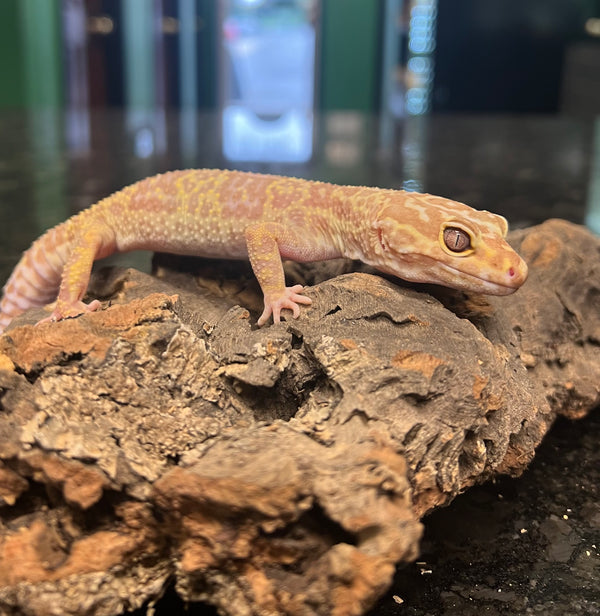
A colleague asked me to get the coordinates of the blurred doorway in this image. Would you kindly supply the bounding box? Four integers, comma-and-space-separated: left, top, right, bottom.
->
220, 0, 318, 163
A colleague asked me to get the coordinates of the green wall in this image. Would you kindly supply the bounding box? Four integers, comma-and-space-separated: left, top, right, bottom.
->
320, 0, 382, 111
0, 0, 63, 108
0, 1, 25, 107
20, 0, 63, 108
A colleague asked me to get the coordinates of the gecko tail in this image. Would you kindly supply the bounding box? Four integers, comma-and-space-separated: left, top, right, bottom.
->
0, 223, 71, 333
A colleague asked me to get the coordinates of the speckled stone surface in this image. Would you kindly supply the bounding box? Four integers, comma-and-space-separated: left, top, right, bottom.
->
369, 412, 600, 616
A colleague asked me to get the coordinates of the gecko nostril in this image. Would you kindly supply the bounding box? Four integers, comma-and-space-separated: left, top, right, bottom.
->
508, 267, 515, 277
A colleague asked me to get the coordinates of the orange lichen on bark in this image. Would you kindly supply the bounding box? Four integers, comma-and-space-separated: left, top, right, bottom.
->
392, 349, 446, 379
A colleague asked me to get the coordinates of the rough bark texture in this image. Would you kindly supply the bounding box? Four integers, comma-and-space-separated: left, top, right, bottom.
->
0, 219, 598, 616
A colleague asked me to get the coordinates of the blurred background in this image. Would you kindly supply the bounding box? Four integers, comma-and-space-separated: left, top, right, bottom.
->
0, 0, 599, 280
0, 4, 599, 615
3, 1, 600, 116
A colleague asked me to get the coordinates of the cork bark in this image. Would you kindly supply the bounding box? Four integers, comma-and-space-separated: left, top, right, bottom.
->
0, 219, 598, 616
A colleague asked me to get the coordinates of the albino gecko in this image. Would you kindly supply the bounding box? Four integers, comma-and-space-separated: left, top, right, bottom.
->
0, 169, 528, 333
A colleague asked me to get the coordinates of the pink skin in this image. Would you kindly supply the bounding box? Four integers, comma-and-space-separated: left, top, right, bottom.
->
258, 285, 312, 326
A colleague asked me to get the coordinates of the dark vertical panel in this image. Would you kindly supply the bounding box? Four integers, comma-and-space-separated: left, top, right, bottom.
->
86, 0, 124, 106
162, 0, 181, 108
101, 0, 124, 105
433, 0, 595, 112
197, 0, 218, 109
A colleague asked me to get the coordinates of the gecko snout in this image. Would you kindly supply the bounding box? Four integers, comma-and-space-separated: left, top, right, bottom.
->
505, 257, 528, 289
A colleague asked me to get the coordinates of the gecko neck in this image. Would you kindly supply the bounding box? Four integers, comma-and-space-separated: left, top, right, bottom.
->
326, 184, 392, 261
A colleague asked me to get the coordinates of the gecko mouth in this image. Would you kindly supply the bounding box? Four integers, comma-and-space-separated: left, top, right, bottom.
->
374, 255, 526, 296
435, 263, 521, 296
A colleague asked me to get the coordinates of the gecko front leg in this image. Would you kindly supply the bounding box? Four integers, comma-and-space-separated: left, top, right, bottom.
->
244, 222, 313, 326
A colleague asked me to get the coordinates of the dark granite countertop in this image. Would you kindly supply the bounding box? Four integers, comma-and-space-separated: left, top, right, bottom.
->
0, 109, 598, 616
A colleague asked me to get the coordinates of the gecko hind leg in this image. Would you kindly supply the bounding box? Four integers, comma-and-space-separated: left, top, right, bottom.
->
37, 226, 109, 326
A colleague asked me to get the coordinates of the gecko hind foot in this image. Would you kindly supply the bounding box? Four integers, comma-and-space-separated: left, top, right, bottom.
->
37, 299, 103, 326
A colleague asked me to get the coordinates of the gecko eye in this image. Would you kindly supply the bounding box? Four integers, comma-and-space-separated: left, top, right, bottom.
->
443, 227, 471, 253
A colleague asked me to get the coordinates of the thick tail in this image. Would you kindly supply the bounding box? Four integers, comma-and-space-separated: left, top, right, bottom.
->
0, 222, 71, 333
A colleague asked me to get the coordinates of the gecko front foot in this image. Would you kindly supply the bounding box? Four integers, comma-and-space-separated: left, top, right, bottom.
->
257, 285, 312, 327
38, 299, 103, 326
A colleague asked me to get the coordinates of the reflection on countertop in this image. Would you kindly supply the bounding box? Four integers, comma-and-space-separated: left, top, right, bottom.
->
0, 109, 597, 283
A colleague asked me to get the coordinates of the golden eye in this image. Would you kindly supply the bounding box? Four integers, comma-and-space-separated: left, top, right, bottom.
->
443, 227, 471, 252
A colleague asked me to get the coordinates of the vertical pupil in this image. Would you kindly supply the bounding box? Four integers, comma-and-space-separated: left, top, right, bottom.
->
444, 227, 470, 252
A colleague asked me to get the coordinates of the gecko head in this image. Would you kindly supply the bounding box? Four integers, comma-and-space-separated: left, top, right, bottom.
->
369, 192, 528, 295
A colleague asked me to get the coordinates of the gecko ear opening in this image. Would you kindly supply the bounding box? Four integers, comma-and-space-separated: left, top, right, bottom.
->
373, 218, 413, 256
377, 226, 388, 251
373, 218, 395, 253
